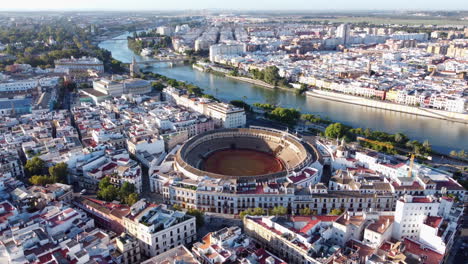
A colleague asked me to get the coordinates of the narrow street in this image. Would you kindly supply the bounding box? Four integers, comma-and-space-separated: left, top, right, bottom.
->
140, 164, 165, 204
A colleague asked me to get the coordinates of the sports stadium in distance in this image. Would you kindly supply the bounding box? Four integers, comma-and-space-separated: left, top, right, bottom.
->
175, 126, 316, 182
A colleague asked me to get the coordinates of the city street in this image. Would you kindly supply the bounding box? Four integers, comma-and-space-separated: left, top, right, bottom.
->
196, 213, 243, 240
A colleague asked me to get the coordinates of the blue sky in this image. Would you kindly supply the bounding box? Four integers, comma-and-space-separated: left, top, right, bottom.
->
0, 0, 466, 11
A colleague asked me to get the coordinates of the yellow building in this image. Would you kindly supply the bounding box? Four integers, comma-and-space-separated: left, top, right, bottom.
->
385, 89, 399, 102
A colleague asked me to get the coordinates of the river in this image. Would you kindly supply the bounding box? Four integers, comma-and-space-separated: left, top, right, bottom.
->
99, 33, 468, 155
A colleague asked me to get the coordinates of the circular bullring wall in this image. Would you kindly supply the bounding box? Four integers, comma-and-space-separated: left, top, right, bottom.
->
175, 126, 313, 181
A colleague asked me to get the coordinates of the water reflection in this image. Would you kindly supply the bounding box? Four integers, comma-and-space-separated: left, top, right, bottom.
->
99, 35, 468, 154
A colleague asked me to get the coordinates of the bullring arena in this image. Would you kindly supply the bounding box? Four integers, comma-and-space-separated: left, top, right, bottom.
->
175, 126, 315, 181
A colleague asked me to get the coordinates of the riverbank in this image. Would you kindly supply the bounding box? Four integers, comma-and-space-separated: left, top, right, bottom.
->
192, 64, 206, 72
306, 90, 468, 124
225, 75, 275, 88
225, 75, 296, 92
99, 35, 468, 155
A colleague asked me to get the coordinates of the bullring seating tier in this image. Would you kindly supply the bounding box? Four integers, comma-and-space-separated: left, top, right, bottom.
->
175, 127, 314, 180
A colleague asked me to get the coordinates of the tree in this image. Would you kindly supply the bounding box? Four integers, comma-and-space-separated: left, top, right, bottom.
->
394, 133, 406, 144
263, 66, 281, 85
120, 182, 136, 200
239, 208, 265, 219
296, 83, 308, 95
151, 81, 165, 92
97, 177, 119, 201
230, 100, 251, 112
271, 206, 287, 216
325, 123, 347, 139
167, 79, 179, 87
202, 94, 219, 101
252, 207, 265, 215
98, 177, 112, 190
364, 128, 372, 138
187, 208, 205, 228
330, 208, 344, 216
110, 59, 124, 73
25, 157, 46, 176
458, 150, 467, 159
187, 86, 203, 96
29, 175, 56, 186
423, 140, 431, 152
98, 185, 119, 201
268, 107, 301, 125
253, 103, 275, 111
450, 150, 458, 157
48, 162, 68, 183
446, 193, 459, 202
125, 193, 139, 206
299, 207, 316, 216
229, 68, 239, 76
249, 68, 264, 80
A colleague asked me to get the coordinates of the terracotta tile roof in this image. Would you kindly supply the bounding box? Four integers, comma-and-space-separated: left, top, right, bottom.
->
346, 239, 375, 259
403, 238, 443, 264
412, 197, 432, 203
291, 215, 340, 234
392, 181, 424, 190
424, 216, 443, 228
336, 214, 365, 226
367, 216, 394, 234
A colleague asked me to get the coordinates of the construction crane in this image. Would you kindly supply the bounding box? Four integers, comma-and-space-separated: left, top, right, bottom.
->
356, 137, 394, 149
407, 153, 415, 178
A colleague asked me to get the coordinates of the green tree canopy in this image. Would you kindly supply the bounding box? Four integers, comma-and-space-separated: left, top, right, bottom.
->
151, 82, 165, 92
48, 162, 68, 183
98, 185, 119, 201
125, 193, 139, 206
330, 208, 344, 216
394, 132, 407, 144
187, 208, 205, 228
253, 103, 276, 111
29, 175, 56, 186
97, 178, 140, 204
202, 94, 219, 102
25, 157, 46, 176
423, 140, 432, 153
325, 123, 348, 139
263, 66, 281, 85
268, 107, 301, 125
230, 100, 251, 112
458, 150, 467, 159
167, 79, 179, 87
271, 206, 287, 216
239, 207, 266, 219
120, 182, 136, 200
98, 177, 112, 190
299, 207, 316, 216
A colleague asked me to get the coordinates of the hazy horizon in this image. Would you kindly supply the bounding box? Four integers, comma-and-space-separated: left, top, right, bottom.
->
1, 0, 467, 11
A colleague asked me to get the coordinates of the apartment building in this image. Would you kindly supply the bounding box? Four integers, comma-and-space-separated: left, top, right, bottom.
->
209, 43, 246, 62
113, 233, 141, 264
123, 200, 197, 257
164, 87, 246, 128
392, 195, 440, 240
205, 102, 246, 128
